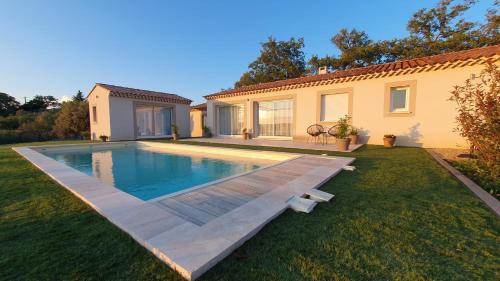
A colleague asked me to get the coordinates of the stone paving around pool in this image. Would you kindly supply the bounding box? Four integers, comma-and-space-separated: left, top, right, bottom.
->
13, 142, 355, 280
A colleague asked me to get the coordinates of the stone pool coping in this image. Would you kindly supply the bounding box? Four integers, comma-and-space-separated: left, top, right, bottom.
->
13, 141, 355, 280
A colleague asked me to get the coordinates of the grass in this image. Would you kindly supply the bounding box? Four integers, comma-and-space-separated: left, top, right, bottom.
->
1, 140, 499, 281
448, 159, 499, 200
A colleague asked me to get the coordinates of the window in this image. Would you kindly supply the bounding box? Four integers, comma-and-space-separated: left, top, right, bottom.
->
92, 106, 97, 123
320, 93, 349, 122
136, 105, 173, 137
390, 87, 409, 112
257, 100, 293, 137
218, 105, 243, 135
384, 80, 416, 117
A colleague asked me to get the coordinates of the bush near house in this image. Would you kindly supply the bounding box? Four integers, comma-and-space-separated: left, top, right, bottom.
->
450, 62, 500, 198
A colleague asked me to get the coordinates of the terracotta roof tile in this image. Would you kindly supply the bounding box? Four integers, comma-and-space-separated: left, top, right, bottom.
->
96, 83, 192, 104
191, 103, 207, 110
205, 44, 500, 100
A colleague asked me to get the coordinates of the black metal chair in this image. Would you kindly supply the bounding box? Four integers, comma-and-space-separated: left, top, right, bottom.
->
307, 124, 326, 144
326, 125, 338, 144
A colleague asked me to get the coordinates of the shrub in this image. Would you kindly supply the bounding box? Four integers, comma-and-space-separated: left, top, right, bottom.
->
202, 126, 212, 137
336, 115, 351, 139
171, 124, 178, 135
450, 62, 499, 185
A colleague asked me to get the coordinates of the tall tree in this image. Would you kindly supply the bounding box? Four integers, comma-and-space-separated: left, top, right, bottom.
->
310, 29, 383, 72
21, 95, 59, 111
52, 100, 89, 138
310, 0, 499, 72
235, 37, 307, 88
0, 92, 20, 116
73, 90, 84, 102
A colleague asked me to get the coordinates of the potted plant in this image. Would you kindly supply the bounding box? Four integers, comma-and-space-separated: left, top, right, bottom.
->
349, 126, 359, 145
335, 115, 351, 151
171, 124, 179, 140
242, 128, 251, 140
99, 135, 109, 142
202, 126, 212, 138
383, 134, 396, 147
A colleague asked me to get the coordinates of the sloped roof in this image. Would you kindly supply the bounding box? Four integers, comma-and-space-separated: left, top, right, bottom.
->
95, 83, 192, 104
205, 44, 500, 100
190, 103, 207, 111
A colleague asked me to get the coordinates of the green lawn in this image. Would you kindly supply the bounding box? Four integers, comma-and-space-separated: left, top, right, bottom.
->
1, 140, 499, 281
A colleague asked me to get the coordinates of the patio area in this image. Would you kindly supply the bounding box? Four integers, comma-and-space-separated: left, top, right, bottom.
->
182, 138, 363, 152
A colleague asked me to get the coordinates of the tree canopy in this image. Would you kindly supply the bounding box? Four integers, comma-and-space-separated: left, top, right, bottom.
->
0, 92, 20, 116
235, 37, 307, 88
73, 90, 84, 102
20, 95, 59, 112
52, 100, 89, 138
309, 0, 500, 73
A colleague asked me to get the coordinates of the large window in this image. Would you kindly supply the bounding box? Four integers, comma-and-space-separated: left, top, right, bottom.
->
390, 87, 409, 112
257, 100, 293, 137
320, 93, 348, 122
218, 105, 243, 135
136, 105, 173, 137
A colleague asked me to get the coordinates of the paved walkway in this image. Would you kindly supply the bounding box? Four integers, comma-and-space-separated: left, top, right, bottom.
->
14, 142, 355, 280
182, 137, 363, 152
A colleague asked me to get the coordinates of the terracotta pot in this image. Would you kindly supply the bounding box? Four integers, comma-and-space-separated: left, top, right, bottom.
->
349, 134, 358, 145
383, 137, 396, 147
172, 133, 179, 141
245, 132, 252, 140
336, 137, 351, 151
242, 133, 248, 140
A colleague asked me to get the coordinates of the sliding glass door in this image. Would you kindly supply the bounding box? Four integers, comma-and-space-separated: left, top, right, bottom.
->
154, 107, 172, 136
136, 105, 173, 137
218, 105, 243, 135
257, 100, 293, 137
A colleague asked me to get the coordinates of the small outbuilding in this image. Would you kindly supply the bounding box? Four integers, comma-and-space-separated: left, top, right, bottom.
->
87, 83, 192, 141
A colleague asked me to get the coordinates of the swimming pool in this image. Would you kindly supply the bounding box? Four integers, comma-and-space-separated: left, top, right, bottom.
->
38, 143, 273, 200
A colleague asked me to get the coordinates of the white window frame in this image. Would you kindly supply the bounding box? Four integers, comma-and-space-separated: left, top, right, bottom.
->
389, 86, 410, 113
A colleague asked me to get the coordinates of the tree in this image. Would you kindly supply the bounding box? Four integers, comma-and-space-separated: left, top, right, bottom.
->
235, 37, 307, 88
52, 100, 89, 138
310, 0, 499, 72
0, 92, 20, 116
21, 95, 60, 111
449, 62, 499, 189
310, 29, 384, 72
73, 90, 84, 102
19, 110, 58, 141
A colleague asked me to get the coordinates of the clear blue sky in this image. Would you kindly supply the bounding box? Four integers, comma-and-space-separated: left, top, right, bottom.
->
0, 0, 494, 105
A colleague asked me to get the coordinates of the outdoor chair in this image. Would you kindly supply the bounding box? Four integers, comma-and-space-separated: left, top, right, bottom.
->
307, 124, 326, 144
326, 125, 338, 144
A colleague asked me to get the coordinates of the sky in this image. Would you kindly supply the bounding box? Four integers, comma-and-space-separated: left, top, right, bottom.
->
0, 0, 495, 105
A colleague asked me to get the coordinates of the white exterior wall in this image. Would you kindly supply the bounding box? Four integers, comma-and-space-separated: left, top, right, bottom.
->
207, 63, 493, 148
88, 86, 111, 140
88, 85, 191, 141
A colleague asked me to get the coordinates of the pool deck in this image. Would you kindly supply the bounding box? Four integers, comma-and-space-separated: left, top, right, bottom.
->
182, 137, 364, 152
13, 142, 355, 280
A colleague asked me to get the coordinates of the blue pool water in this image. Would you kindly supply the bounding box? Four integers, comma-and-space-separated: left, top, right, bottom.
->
40, 145, 266, 200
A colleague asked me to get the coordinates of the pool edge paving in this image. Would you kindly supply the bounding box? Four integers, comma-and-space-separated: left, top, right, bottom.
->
13, 143, 355, 280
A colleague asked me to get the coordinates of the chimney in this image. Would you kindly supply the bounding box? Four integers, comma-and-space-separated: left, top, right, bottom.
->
318, 66, 328, 75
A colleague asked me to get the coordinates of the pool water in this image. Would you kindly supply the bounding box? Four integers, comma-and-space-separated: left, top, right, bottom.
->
40, 145, 266, 200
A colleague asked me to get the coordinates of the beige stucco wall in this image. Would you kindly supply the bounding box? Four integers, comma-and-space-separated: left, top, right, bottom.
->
207, 63, 494, 148
88, 85, 111, 140
88, 85, 191, 141
190, 110, 205, 137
